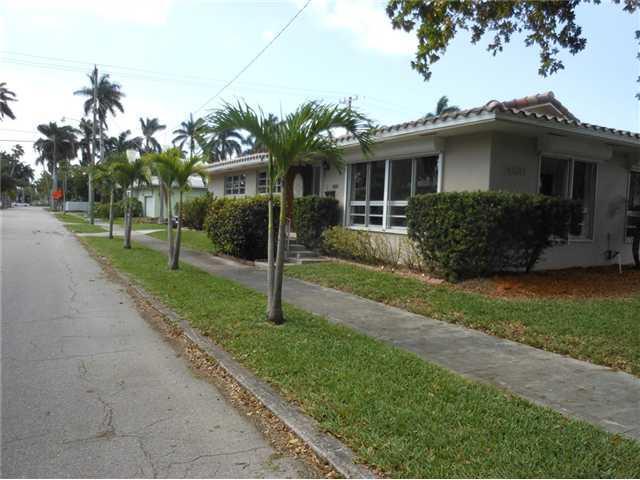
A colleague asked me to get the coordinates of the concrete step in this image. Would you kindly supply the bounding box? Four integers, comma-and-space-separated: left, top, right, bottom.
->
294, 250, 318, 259
288, 243, 308, 252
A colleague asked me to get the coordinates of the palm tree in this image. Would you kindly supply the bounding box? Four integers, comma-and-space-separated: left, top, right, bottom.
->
146, 148, 181, 266
150, 149, 206, 270
0, 82, 17, 121
107, 129, 143, 154
203, 128, 244, 163
209, 101, 373, 324
33, 122, 78, 209
112, 154, 149, 249
425, 95, 460, 118
95, 153, 123, 239
172, 114, 206, 158
74, 70, 125, 223
140, 117, 166, 153
243, 113, 279, 153
77, 118, 96, 167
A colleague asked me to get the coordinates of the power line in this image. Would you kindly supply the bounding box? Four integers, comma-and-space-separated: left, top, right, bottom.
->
188, 0, 312, 118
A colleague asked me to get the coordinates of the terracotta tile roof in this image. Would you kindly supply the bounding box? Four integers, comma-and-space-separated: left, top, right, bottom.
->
337, 92, 640, 144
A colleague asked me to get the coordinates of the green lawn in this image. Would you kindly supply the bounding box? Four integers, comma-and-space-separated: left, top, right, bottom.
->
80, 236, 640, 478
146, 229, 217, 254
105, 217, 165, 230
64, 223, 106, 233
54, 212, 86, 223
285, 262, 640, 376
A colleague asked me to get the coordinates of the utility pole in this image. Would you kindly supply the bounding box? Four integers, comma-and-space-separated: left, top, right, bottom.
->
339, 95, 359, 111
51, 134, 57, 211
88, 65, 98, 224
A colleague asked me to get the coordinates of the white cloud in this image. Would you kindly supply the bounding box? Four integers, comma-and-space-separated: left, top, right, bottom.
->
294, 0, 415, 55
262, 30, 275, 42
3, 0, 174, 26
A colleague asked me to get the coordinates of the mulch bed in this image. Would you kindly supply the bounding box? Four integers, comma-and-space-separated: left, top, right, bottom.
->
458, 265, 640, 300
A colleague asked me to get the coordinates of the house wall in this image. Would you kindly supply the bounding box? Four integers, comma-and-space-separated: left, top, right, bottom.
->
441, 133, 492, 191
489, 132, 539, 193
134, 187, 208, 218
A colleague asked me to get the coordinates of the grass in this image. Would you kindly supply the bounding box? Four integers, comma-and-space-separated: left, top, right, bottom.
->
54, 212, 86, 223
285, 262, 640, 376
146, 229, 218, 254
64, 223, 106, 233
81, 236, 640, 478
103, 217, 166, 230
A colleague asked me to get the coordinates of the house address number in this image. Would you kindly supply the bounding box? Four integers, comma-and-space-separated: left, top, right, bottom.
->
505, 166, 526, 176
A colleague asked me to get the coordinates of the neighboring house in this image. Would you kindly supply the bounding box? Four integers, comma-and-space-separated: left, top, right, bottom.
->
204, 92, 640, 270
131, 176, 208, 219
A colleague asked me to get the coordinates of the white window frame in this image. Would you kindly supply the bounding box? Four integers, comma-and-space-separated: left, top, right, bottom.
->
344, 153, 441, 233
224, 174, 246, 196
625, 169, 640, 243
537, 154, 598, 241
256, 170, 281, 194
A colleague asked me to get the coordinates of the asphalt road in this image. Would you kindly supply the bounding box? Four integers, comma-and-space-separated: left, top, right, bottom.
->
0, 207, 312, 478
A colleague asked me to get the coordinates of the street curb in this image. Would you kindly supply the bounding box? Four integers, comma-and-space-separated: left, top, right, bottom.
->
88, 246, 376, 479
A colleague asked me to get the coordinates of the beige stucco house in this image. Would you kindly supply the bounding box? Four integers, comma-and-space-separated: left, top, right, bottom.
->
205, 92, 640, 270
132, 175, 208, 219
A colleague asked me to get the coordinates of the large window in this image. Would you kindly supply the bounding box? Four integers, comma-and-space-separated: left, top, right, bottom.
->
224, 174, 246, 195
256, 171, 281, 194
347, 155, 439, 229
627, 171, 640, 239
539, 156, 597, 238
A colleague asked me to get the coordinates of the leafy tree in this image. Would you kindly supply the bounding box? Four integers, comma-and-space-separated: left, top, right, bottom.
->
33, 122, 78, 209
172, 113, 206, 158
34, 171, 52, 204
1, 145, 33, 201
112, 155, 149, 249
209, 101, 373, 324
148, 148, 206, 269
386, 0, 640, 97
203, 128, 244, 163
96, 153, 124, 239
107, 129, 143, 155
140, 117, 166, 153
425, 95, 460, 118
0, 82, 17, 121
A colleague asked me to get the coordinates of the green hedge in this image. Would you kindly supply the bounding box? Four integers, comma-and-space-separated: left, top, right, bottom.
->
293, 196, 339, 249
204, 196, 280, 260
407, 191, 582, 280
181, 194, 211, 230
95, 198, 143, 219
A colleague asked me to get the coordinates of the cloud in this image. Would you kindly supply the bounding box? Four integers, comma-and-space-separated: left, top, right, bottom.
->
3, 0, 174, 26
262, 30, 275, 42
295, 0, 415, 55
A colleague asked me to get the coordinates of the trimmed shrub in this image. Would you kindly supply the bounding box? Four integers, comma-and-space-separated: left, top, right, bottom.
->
293, 196, 339, 249
95, 198, 143, 219
181, 193, 211, 230
322, 226, 406, 266
407, 191, 582, 280
204, 196, 280, 260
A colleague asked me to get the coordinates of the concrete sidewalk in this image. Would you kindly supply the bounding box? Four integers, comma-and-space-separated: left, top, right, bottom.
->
133, 234, 640, 441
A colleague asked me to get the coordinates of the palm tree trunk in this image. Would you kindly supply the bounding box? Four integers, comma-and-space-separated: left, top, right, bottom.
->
268, 174, 287, 325
166, 187, 174, 266
108, 186, 114, 239
62, 169, 67, 213
266, 157, 275, 315
170, 191, 183, 270
124, 191, 132, 249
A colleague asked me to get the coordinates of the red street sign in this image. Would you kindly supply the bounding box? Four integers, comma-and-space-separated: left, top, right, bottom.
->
52, 189, 63, 200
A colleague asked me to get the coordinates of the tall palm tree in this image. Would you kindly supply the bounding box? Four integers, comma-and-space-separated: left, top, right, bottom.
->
425, 95, 460, 118
172, 114, 206, 158
209, 101, 373, 324
74, 70, 125, 223
112, 155, 149, 249
150, 149, 206, 270
107, 129, 143, 154
146, 148, 181, 265
243, 113, 279, 153
203, 128, 244, 163
0, 82, 17, 121
77, 118, 96, 167
33, 122, 78, 209
140, 117, 166, 153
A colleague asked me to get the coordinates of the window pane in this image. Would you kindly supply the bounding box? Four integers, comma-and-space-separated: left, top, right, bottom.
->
571, 161, 596, 238
390, 216, 406, 228
389, 205, 407, 228
350, 163, 367, 201
390, 159, 412, 201
539, 157, 570, 197
370, 205, 383, 215
369, 216, 383, 226
350, 205, 365, 214
415, 156, 438, 195
369, 161, 386, 201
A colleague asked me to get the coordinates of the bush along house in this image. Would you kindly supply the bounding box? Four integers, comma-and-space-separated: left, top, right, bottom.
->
205, 92, 640, 270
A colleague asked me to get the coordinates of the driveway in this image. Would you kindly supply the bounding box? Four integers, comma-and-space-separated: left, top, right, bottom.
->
0, 207, 313, 478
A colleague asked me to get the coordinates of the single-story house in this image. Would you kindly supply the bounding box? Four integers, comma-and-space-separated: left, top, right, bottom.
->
204, 92, 640, 270
131, 176, 208, 219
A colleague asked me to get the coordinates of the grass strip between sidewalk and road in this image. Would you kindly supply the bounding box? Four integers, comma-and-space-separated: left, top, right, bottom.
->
286, 262, 640, 377
146, 229, 218, 254
80, 237, 640, 478
104, 217, 166, 230
64, 223, 106, 233
54, 212, 86, 224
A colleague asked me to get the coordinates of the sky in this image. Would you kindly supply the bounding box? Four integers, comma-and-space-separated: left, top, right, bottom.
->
1, 0, 639, 175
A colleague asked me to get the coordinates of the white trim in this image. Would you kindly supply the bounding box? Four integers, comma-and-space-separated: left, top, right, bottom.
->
437, 153, 444, 193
